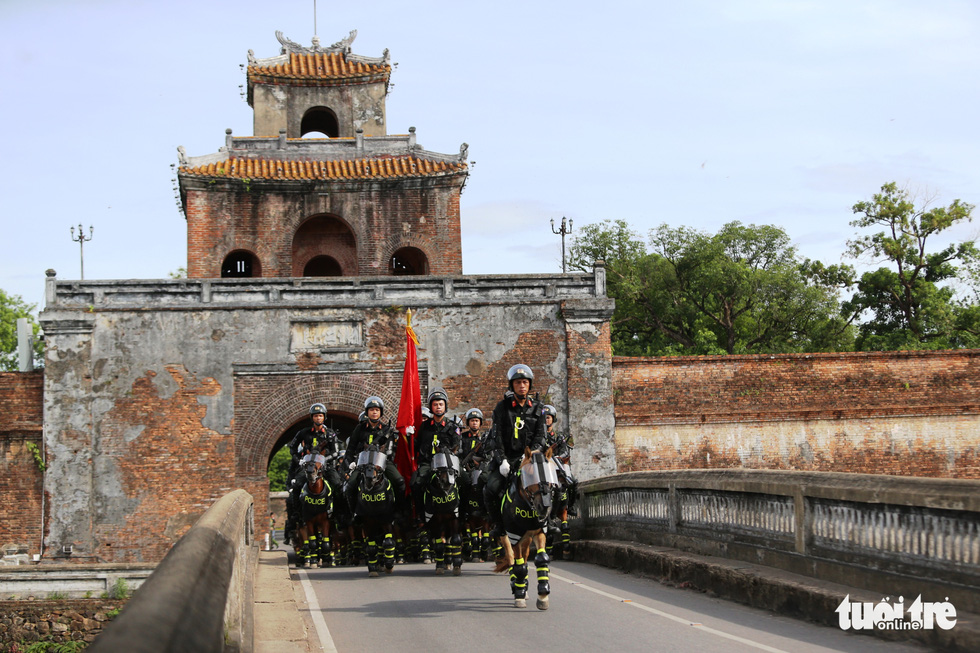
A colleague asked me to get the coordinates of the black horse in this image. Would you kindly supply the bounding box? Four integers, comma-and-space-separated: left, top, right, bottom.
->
350, 446, 397, 577
419, 448, 463, 575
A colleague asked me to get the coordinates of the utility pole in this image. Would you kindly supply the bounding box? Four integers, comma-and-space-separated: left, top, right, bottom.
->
550, 216, 574, 273
70, 224, 94, 280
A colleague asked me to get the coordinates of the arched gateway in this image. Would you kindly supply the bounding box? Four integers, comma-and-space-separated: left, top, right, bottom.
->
35, 29, 616, 565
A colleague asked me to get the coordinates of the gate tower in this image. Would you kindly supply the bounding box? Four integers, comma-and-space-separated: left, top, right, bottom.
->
177, 31, 468, 280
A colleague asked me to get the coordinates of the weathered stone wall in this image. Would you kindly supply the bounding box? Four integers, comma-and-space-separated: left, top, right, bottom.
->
612, 351, 980, 477
0, 372, 44, 559
38, 271, 614, 563
0, 599, 125, 647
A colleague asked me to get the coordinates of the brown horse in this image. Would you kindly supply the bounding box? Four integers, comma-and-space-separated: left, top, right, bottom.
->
295, 453, 334, 567
493, 446, 559, 609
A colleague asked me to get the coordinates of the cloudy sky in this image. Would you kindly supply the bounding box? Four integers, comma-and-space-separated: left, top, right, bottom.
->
2, 0, 978, 313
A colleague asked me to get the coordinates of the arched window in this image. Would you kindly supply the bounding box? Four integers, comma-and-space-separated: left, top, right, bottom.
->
291, 215, 357, 276
300, 107, 339, 138
221, 250, 262, 278
390, 247, 429, 276
303, 255, 342, 277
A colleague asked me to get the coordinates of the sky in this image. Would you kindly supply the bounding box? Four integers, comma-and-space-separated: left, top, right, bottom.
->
2, 0, 979, 315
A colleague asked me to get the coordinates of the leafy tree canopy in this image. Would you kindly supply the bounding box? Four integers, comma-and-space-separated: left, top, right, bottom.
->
0, 288, 43, 371
568, 220, 853, 355
845, 182, 977, 350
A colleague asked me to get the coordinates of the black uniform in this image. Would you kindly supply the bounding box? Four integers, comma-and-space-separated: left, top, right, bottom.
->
344, 419, 406, 511
482, 394, 547, 527
411, 414, 462, 516
547, 426, 578, 513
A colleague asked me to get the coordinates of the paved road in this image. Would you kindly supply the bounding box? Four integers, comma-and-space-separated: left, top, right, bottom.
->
292, 555, 927, 653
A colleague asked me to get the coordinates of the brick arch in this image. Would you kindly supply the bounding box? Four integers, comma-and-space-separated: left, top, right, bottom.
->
291, 214, 359, 276
235, 371, 403, 478
381, 235, 435, 276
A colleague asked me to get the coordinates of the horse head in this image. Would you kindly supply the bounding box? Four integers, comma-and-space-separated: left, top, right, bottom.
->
431, 448, 460, 494
518, 445, 559, 522
303, 453, 326, 488
357, 446, 388, 492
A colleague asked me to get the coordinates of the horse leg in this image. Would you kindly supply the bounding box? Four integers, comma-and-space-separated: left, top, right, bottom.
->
450, 530, 463, 576
294, 524, 307, 567
365, 535, 379, 577
533, 531, 552, 610
383, 532, 395, 573
462, 526, 473, 560
434, 535, 446, 574
419, 528, 432, 564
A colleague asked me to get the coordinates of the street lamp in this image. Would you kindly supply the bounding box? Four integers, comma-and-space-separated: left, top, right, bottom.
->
70, 224, 94, 280
550, 216, 574, 273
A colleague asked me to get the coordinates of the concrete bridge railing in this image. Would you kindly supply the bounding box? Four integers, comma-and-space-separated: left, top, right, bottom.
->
88, 490, 255, 653
578, 470, 980, 613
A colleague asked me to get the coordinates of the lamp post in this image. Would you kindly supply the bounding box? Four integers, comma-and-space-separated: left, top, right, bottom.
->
550, 216, 574, 273
70, 224, 94, 280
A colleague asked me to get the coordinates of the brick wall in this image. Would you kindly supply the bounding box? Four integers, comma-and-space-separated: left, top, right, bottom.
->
185, 176, 464, 278
612, 350, 980, 478
0, 372, 44, 556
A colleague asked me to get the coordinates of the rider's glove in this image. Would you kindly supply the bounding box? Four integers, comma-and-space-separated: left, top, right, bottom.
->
499, 459, 510, 476
406, 426, 415, 435
349, 462, 356, 471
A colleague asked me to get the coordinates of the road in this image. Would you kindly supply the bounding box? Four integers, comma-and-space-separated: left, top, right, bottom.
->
292, 555, 927, 653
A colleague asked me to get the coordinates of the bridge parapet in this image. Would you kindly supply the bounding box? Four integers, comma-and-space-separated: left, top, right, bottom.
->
579, 470, 980, 613
87, 490, 255, 653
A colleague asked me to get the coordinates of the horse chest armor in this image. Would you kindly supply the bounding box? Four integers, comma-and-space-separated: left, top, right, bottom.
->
300, 487, 331, 517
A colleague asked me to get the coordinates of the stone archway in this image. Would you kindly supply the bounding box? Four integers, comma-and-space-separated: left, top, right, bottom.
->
235, 367, 406, 480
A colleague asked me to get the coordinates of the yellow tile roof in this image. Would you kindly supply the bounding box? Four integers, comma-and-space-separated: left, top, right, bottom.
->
180, 155, 466, 180
248, 53, 389, 83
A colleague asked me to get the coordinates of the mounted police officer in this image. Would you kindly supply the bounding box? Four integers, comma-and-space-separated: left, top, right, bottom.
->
459, 408, 485, 471
544, 404, 577, 512
482, 364, 547, 537
284, 403, 342, 543
344, 396, 408, 514
411, 388, 463, 522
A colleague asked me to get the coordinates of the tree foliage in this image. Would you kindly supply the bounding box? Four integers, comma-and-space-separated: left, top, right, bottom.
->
267, 445, 290, 491
0, 288, 44, 371
845, 182, 977, 350
568, 220, 852, 355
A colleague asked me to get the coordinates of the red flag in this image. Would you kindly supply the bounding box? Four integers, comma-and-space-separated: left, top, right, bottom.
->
395, 310, 421, 492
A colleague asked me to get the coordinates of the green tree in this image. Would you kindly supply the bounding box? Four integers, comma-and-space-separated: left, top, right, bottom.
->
0, 289, 44, 371
845, 182, 977, 350
568, 220, 853, 355
267, 445, 290, 491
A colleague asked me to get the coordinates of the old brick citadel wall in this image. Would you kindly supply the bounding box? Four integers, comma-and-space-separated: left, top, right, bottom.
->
0, 372, 44, 559
31, 271, 614, 563
613, 350, 980, 478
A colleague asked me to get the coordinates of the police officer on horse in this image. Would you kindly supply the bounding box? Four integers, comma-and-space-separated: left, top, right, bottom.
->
284, 403, 342, 543
344, 396, 408, 514
411, 388, 463, 524
482, 364, 547, 538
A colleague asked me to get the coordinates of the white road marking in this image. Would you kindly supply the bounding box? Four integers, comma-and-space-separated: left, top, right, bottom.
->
298, 569, 338, 653
551, 572, 790, 653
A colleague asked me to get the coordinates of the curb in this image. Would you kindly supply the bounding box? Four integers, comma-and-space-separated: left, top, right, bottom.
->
572, 539, 979, 653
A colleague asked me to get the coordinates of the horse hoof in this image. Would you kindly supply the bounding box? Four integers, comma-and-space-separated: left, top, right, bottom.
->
452, 566, 462, 576
514, 598, 527, 609
369, 570, 379, 578
536, 595, 550, 610
435, 567, 445, 575
385, 566, 393, 574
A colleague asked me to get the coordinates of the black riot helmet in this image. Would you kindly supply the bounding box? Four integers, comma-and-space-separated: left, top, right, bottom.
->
427, 388, 449, 415
507, 364, 534, 392
542, 404, 558, 424
464, 407, 484, 425
364, 396, 385, 418
309, 403, 327, 417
